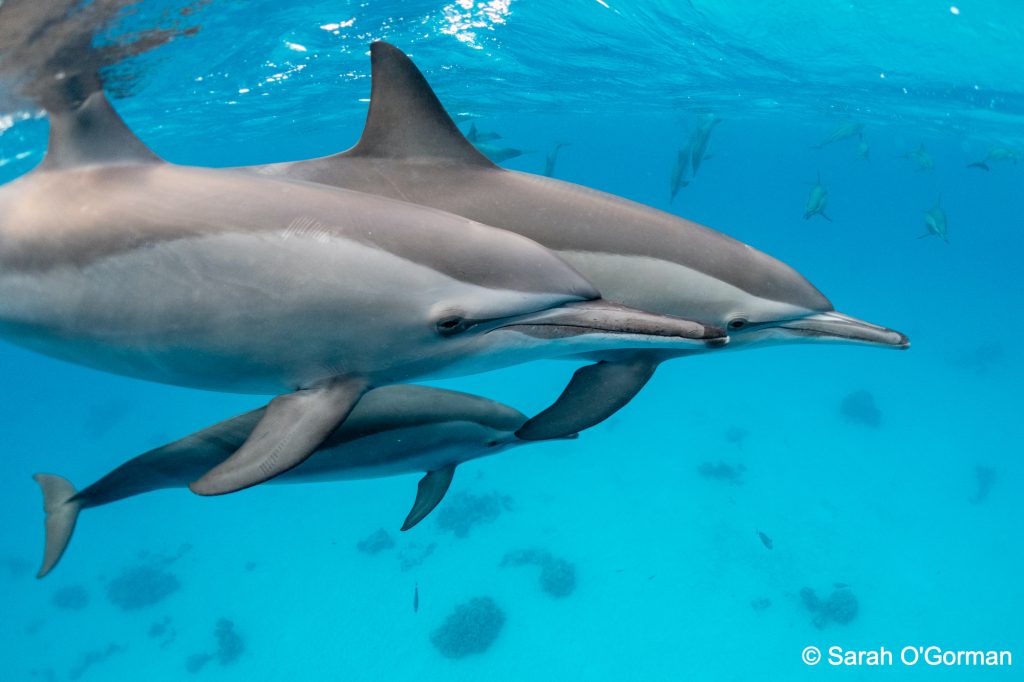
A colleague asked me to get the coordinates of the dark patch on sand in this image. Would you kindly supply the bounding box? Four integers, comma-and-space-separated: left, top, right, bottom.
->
430, 597, 505, 659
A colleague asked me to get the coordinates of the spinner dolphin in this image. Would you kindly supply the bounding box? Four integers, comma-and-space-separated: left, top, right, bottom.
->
247, 42, 909, 439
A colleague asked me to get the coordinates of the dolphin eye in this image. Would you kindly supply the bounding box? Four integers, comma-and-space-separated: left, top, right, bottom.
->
728, 318, 748, 331
436, 315, 469, 336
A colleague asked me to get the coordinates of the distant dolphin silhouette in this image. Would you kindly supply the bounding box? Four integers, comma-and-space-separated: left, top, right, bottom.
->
967, 146, 1019, 171
919, 196, 949, 244
804, 172, 831, 221
811, 122, 864, 149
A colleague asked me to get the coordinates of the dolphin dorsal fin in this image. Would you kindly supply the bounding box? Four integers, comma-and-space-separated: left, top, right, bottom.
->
345, 42, 495, 167
40, 91, 161, 171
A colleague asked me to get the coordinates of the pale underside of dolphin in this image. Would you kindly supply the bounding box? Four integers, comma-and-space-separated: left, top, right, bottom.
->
32, 385, 541, 578
247, 41, 909, 440
0, 81, 725, 497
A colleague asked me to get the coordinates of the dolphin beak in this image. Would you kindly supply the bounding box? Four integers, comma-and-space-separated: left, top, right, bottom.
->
779, 311, 910, 349
494, 300, 728, 349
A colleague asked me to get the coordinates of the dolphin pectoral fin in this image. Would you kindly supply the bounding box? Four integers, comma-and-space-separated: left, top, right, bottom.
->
33, 474, 82, 578
401, 465, 456, 531
344, 42, 496, 168
515, 357, 660, 440
821, 212, 833, 222
967, 162, 989, 171
189, 377, 369, 496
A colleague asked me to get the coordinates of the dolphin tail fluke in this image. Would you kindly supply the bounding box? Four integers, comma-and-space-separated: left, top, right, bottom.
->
190, 377, 369, 496
516, 357, 660, 441
401, 465, 456, 531
967, 162, 989, 171
33, 474, 82, 579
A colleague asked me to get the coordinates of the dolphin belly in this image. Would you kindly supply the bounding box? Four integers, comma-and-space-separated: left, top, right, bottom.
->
277, 421, 507, 483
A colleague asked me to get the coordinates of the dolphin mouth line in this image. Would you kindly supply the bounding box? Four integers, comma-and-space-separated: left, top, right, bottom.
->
488, 300, 729, 348
778, 311, 910, 349
497, 322, 703, 338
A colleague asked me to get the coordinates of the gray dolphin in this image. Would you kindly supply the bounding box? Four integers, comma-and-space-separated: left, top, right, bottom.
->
967, 146, 1019, 171
811, 122, 864, 149
900, 143, 934, 171
804, 172, 831, 221
465, 123, 502, 144
474, 142, 529, 164
689, 114, 721, 176
670, 146, 691, 201
0, 85, 724, 495
32, 385, 548, 578
247, 42, 908, 440
919, 196, 949, 243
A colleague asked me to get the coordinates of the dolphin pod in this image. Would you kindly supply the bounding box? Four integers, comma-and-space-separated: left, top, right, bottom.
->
0, 77, 726, 497
249, 42, 908, 439
5, 36, 912, 575
32, 385, 542, 577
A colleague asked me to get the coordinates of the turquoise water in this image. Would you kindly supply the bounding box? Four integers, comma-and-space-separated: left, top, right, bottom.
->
1, 1, 1022, 680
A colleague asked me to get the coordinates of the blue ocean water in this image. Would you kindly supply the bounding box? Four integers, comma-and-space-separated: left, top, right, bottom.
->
1, 1, 1021, 680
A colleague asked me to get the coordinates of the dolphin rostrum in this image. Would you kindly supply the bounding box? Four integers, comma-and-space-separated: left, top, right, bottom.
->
804, 172, 831, 221
0, 83, 725, 495
32, 385, 550, 578
247, 42, 908, 439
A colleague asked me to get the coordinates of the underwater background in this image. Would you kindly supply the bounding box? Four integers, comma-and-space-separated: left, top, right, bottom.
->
1, 1, 1021, 679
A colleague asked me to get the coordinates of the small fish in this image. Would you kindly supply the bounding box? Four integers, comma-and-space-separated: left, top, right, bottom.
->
803, 172, 831, 221
544, 142, 569, 177
413, 583, 419, 613
919, 196, 949, 244
900, 143, 934, 171
811, 122, 864, 149
757, 530, 774, 550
